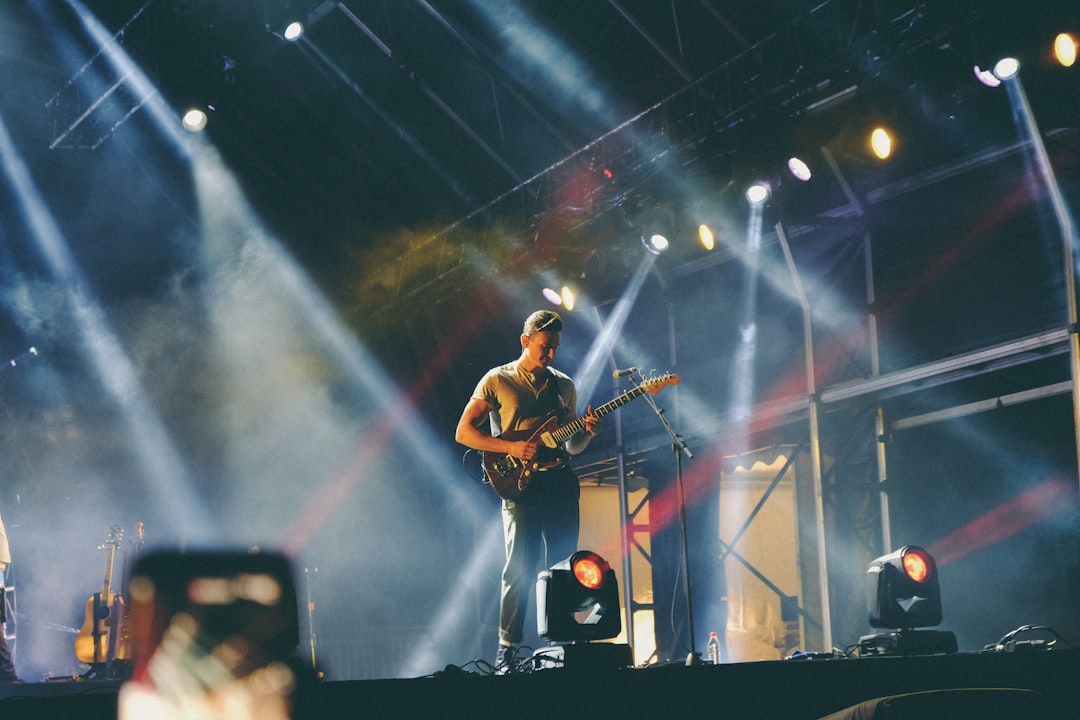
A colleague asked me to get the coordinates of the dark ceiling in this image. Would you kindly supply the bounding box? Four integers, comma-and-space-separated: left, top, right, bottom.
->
8, 0, 1071, 456
41, 0, 1080, 323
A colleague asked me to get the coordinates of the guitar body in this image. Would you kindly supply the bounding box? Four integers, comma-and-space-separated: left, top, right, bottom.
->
74, 591, 128, 664
74, 525, 132, 665
483, 416, 569, 500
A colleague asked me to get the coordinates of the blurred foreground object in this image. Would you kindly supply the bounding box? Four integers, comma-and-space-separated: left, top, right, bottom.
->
117, 550, 301, 720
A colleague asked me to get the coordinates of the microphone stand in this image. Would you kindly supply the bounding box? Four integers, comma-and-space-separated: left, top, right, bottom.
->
625, 370, 697, 664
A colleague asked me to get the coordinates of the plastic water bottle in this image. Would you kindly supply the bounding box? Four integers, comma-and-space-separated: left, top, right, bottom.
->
707, 631, 721, 664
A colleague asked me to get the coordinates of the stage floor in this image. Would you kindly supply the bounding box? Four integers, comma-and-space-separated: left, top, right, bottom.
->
0, 647, 1076, 719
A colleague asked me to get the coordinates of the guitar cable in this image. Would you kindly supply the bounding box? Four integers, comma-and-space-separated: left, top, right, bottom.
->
462, 449, 488, 484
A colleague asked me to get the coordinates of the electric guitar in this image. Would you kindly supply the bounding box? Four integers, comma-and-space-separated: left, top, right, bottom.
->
74, 525, 131, 665
483, 372, 679, 499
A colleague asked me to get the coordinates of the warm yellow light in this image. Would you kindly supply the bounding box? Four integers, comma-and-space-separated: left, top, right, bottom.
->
870, 127, 892, 160
560, 286, 576, 311
697, 224, 715, 251
1055, 33, 1077, 67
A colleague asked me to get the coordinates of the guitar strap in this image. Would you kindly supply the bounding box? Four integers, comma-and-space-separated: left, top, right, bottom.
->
537, 373, 569, 426
535, 378, 571, 470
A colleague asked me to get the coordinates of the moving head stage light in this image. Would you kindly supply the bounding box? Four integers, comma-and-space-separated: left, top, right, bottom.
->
860, 545, 957, 656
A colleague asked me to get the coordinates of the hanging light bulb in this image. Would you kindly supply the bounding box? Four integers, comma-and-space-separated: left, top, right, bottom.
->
1054, 33, 1077, 67
560, 286, 576, 311
745, 182, 770, 205
870, 127, 893, 160
698, 224, 715, 251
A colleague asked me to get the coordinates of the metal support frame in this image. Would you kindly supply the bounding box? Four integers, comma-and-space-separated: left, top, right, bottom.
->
820, 145, 892, 553
1001, 75, 1080, 492
775, 221, 833, 652
614, 377, 636, 654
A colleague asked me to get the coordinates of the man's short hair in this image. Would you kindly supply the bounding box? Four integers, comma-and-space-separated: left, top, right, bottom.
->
523, 310, 563, 335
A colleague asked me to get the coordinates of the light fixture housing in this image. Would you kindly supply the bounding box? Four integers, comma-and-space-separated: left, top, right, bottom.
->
860, 545, 957, 656
537, 550, 621, 643
641, 233, 669, 255
867, 545, 941, 628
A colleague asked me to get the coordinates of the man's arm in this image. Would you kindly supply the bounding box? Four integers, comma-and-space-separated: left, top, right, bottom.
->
456, 397, 539, 461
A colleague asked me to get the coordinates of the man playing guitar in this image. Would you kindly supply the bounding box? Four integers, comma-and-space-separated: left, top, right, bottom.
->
455, 310, 600, 671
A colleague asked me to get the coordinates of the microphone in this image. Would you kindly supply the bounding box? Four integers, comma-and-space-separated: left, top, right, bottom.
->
612, 367, 637, 379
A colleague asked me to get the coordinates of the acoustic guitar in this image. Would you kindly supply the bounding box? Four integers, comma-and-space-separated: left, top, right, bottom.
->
74, 525, 131, 664
483, 372, 679, 499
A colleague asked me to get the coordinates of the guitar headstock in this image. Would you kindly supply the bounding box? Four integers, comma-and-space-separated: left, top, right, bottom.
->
106, 524, 125, 547
642, 372, 679, 394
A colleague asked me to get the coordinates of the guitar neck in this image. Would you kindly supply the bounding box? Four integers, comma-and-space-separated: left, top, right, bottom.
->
550, 385, 649, 444
101, 546, 116, 597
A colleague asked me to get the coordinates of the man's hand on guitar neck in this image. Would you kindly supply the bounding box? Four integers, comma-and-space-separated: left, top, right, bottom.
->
566, 405, 601, 455
582, 405, 601, 437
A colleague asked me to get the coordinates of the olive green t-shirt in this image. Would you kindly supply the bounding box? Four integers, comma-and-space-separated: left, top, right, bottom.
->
472, 359, 578, 438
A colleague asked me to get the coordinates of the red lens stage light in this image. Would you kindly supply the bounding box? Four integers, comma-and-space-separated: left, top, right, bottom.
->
537, 550, 621, 643
902, 547, 932, 583
572, 552, 607, 590
867, 545, 942, 629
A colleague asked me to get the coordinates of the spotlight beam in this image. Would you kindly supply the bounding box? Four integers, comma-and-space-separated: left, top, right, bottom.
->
62, 0, 195, 157
0, 111, 212, 540
575, 252, 658, 398
44, 0, 159, 150
193, 143, 516, 674
927, 477, 1075, 568
191, 144, 490, 551
1000, 71, 1080, 487
400, 520, 504, 677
